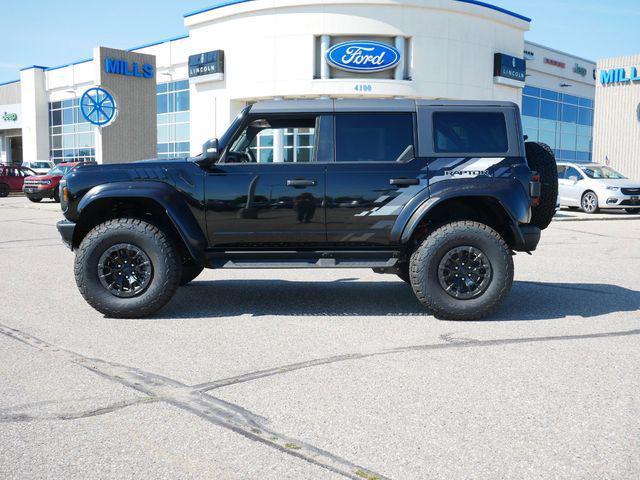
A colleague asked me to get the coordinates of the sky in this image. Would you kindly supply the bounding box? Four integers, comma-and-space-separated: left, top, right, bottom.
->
1, 0, 639, 84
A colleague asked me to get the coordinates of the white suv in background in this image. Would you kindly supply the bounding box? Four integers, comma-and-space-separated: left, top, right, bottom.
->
557, 162, 640, 214
21, 161, 54, 175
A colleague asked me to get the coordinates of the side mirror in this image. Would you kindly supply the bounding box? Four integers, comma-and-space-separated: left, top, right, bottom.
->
202, 138, 220, 162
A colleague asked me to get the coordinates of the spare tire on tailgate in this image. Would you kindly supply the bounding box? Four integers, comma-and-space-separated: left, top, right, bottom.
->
525, 141, 558, 230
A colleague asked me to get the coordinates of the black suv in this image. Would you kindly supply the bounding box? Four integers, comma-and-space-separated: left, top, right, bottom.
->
57, 99, 557, 320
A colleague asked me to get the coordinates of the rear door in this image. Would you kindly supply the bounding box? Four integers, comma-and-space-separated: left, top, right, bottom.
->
325, 103, 427, 246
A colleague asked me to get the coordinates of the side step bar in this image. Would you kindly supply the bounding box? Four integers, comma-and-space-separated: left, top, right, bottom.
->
205, 250, 401, 269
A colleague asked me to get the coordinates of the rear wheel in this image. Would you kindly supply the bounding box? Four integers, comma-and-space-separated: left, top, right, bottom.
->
27, 197, 42, 203
581, 191, 599, 214
0, 184, 8, 197
525, 142, 558, 230
74, 218, 182, 318
409, 221, 513, 321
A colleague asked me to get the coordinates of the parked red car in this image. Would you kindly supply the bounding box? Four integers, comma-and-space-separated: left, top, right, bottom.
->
22, 162, 85, 203
0, 165, 37, 197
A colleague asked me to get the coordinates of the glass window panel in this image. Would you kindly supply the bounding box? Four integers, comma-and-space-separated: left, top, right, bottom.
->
77, 133, 93, 148
62, 108, 74, 124
168, 92, 176, 113
174, 80, 189, 91
560, 133, 576, 150
523, 86, 540, 97
433, 112, 506, 154
576, 151, 591, 162
174, 111, 189, 124
62, 134, 75, 149
578, 98, 594, 108
176, 142, 190, 153
540, 100, 559, 120
538, 130, 556, 148
297, 134, 314, 147
577, 125, 592, 137
51, 101, 62, 110
174, 123, 189, 142
259, 149, 273, 163
540, 89, 559, 101
62, 125, 74, 134
175, 91, 190, 112
560, 122, 577, 135
157, 125, 170, 143
76, 122, 91, 133
283, 148, 294, 162
521, 116, 538, 131
561, 150, 576, 160
157, 143, 168, 153
538, 119, 558, 132
523, 129, 538, 142
50, 135, 62, 149
284, 135, 294, 147
63, 149, 76, 158
337, 113, 415, 161
157, 94, 168, 114
296, 148, 312, 163
562, 104, 578, 123
522, 96, 539, 117
62, 99, 73, 108
156, 83, 168, 94
562, 94, 579, 105
51, 109, 62, 126
576, 135, 591, 152
578, 108, 593, 126
51, 125, 62, 135
259, 134, 274, 147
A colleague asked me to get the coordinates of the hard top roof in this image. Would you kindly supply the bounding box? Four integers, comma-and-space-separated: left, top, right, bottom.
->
249, 98, 518, 114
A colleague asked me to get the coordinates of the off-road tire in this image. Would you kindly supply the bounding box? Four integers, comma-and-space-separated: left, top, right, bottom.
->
0, 183, 9, 197
27, 197, 42, 203
180, 261, 204, 286
525, 142, 558, 230
409, 221, 513, 321
74, 218, 182, 318
53, 187, 60, 203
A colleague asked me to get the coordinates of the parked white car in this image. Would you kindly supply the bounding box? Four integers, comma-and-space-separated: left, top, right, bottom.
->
557, 162, 640, 214
21, 161, 54, 175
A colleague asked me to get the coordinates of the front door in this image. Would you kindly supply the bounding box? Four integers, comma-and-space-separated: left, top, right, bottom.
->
205, 113, 332, 248
558, 166, 584, 207
325, 111, 426, 246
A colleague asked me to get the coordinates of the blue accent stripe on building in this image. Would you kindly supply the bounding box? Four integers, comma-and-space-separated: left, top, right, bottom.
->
46, 58, 92, 72
19, 65, 48, 71
183, 0, 531, 22
0, 79, 19, 87
126, 33, 189, 52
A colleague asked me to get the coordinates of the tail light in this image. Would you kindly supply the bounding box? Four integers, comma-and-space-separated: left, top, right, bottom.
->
530, 173, 541, 206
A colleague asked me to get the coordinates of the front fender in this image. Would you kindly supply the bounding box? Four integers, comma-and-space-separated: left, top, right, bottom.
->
391, 178, 532, 244
77, 181, 207, 264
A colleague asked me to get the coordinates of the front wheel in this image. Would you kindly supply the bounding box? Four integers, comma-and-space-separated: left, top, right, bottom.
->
409, 221, 513, 321
27, 197, 42, 203
581, 191, 599, 214
53, 188, 60, 203
74, 218, 182, 318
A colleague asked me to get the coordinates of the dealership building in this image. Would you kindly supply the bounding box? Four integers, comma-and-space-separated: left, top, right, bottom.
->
0, 0, 598, 167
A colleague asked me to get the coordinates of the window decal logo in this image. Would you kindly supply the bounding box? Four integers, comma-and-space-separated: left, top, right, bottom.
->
80, 87, 117, 127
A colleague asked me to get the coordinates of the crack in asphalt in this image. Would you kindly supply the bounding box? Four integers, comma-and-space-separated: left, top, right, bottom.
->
193, 327, 640, 392
3, 322, 640, 480
0, 323, 389, 480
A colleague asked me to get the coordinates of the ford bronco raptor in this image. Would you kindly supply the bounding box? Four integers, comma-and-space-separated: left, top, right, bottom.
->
56, 99, 557, 320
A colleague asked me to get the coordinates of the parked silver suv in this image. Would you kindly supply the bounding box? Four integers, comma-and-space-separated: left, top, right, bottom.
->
557, 162, 640, 214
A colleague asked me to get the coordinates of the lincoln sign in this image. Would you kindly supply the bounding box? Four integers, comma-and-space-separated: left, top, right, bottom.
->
326, 41, 400, 73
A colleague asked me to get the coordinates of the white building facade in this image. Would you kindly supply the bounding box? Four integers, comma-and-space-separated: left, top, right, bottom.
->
0, 0, 597, 166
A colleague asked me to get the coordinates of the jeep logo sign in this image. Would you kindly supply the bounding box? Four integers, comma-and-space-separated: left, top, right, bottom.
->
326, 41, 400, 73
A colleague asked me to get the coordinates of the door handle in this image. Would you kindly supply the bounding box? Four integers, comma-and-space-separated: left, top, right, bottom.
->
390, 178, 419, 187
287, 179, 317, 187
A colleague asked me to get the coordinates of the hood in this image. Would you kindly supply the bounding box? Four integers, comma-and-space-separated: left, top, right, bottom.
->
589, 178, 640, 188
24, 174, 60, 181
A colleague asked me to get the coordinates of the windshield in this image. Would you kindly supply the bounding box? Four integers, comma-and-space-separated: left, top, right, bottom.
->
30, 162, 51, 169
218, 106, 251, 152
581, 166, 626, 180
47, 165, 71, 176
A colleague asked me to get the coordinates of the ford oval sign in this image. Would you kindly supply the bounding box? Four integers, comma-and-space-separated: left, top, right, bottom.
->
326, 41, 400, 73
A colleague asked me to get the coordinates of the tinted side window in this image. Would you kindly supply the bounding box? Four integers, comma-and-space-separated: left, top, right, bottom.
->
433, 112, 509, 154
557, 165, 567, 178
565, 167, 581, 180
335, 114, 414, 162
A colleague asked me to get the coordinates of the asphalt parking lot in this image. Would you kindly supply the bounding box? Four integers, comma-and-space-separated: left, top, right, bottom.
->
0, 195, 639, 480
